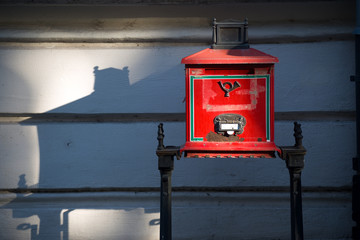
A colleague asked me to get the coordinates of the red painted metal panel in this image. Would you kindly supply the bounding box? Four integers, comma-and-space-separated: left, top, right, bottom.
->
181, 48, 279, 65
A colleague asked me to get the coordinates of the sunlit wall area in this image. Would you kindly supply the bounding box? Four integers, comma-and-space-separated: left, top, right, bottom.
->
0, 192, 160, 240
0, 125, 39, 189
0, 1, 356, 240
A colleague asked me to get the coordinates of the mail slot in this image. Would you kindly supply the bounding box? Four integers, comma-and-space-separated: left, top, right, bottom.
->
180, 19, 280, 158
214, 113, 246, 136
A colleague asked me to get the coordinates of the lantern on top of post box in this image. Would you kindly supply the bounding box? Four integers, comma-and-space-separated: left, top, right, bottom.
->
180, 18, 281, 158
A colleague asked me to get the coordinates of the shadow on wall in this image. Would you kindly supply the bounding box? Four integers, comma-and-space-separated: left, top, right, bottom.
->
51, 66, 130, 113
1, 66, 160, 240
5, 174, 159, 240
11, 175, 74, 240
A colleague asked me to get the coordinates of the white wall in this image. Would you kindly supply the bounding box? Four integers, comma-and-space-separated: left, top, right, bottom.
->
0, 1, 356, 239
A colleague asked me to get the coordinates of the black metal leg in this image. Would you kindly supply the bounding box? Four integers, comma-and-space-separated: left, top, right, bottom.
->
279, 122, 306, 240
156, 123, 180, 240
289, 168, 304, 240
160, 166, 173, 240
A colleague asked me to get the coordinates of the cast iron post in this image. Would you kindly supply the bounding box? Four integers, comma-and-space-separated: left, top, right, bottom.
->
279, 122, 306, 240
156, 123, 180, 240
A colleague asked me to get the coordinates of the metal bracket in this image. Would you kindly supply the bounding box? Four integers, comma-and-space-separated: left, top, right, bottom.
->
157, 123, 181, 160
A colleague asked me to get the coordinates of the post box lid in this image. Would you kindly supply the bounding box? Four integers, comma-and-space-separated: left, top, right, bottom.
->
181, 48, 278, 65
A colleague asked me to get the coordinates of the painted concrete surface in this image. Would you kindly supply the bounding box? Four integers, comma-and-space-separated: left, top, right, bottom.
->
0, 22, 353, 43
0, 192, 160, 240
0, 191, 352, 240
0, 121, 355, 189
0, 40, 355, 239
0, 41, 355, 113
0, 2, 354, 28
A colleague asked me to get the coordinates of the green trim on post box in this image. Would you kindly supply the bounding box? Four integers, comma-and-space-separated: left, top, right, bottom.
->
189, 75, 271, 142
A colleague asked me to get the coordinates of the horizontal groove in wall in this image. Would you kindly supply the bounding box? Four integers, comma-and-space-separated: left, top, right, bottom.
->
0, 113, 185, 123
0, 186, 352, 194
0, 0, 348, 5
275, 111, 356, 121
0, 111, 355, 124
0, 34, 353, 45
0, 42, 209, 49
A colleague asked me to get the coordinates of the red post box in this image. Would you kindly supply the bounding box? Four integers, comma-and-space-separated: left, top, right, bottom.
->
180, 19, 280, 158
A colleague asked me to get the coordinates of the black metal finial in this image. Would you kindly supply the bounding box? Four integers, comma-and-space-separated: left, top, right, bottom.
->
294, 122, 303, 147
212, 18, 217, 45
157, 123, 165, 150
